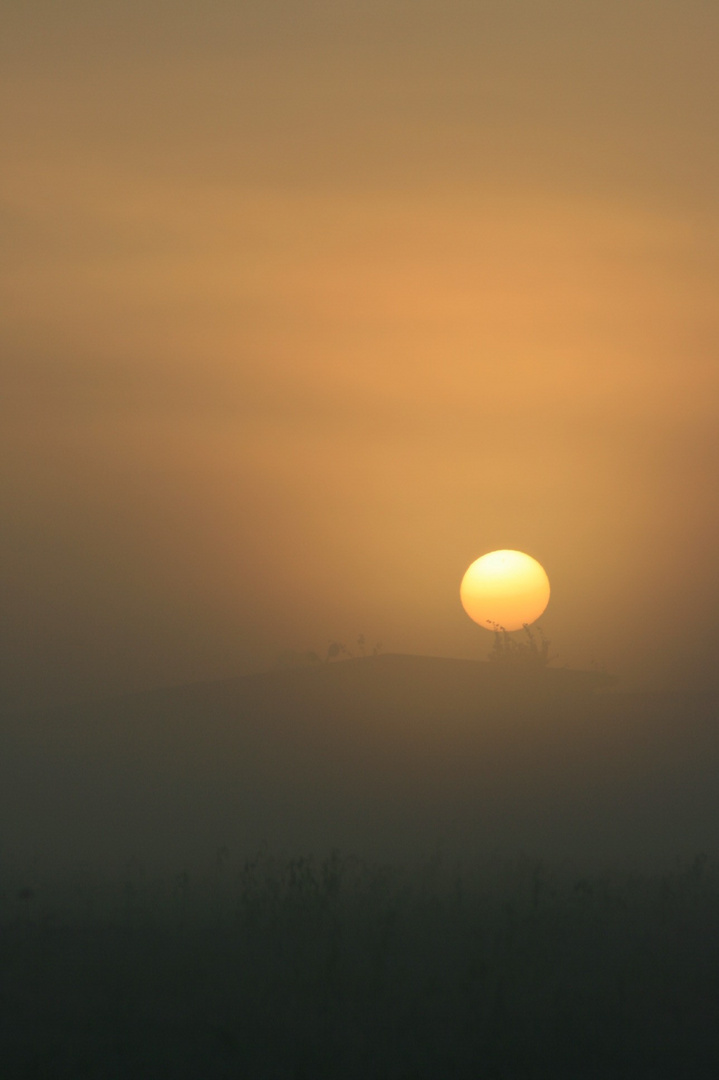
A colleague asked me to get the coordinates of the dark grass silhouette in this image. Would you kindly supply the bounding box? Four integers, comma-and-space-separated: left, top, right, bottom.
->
3, 654, 719, 1076
3, 850, 719, 1078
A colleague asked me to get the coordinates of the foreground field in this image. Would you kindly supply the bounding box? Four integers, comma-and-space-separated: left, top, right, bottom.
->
3, 851, 719, 1078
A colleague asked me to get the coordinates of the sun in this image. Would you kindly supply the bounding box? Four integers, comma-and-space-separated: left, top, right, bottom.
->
460, 550, 550, 632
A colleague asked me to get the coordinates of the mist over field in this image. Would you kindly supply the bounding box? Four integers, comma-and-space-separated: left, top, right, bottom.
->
4, 655, 719, 883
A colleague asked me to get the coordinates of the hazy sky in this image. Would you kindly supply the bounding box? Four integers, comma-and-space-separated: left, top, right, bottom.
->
3, 0, 719, 707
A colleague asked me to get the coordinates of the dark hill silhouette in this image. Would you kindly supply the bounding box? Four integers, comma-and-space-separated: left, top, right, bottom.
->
2, 654, 718, 878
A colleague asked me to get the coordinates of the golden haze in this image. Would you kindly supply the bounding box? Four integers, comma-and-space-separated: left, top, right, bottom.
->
2, 2, 719, 705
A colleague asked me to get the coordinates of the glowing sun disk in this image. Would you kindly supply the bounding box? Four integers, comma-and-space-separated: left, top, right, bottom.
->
460, 550, 550, 632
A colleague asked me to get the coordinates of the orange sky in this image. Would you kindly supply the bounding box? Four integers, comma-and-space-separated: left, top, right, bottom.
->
2, 1, 719, 707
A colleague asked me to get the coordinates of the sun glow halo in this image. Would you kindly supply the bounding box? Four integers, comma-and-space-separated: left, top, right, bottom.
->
460, 550, 550, 632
